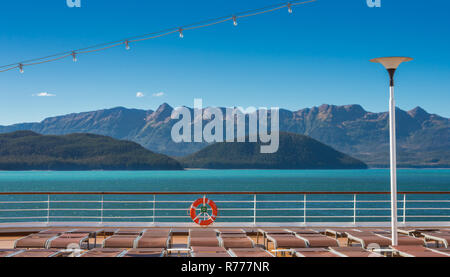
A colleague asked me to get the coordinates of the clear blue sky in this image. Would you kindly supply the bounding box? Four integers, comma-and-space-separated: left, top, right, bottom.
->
0, 0, 449, 125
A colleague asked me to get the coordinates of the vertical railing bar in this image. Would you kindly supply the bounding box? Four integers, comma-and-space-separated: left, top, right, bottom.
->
353, 194, 357, 224
253, 194, 257, 226
100, 194, 104, 224
153, 194, 156, 224
403, 194, 406, 224
46, 194, 50, 224
303, 194, 306, 224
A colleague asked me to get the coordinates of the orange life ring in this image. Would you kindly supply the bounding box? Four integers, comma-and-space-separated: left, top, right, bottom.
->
189, 196, 218, 226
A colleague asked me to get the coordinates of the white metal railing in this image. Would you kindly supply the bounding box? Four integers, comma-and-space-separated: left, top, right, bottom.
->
0, 192, 449, 226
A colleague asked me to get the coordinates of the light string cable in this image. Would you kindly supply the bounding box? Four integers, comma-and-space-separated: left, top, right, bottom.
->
0, 0, 317, 73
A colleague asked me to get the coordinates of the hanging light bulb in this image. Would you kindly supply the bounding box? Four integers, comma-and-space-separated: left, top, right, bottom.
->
287, 3, 293, 14
71, 51, 77, 62
19, 64, 24, 74
232, 16, 238, 26
125, 40, 130, 50
178, 28, 184, 38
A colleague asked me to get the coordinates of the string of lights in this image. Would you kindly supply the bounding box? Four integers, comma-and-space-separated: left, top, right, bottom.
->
0, 0, 317, 73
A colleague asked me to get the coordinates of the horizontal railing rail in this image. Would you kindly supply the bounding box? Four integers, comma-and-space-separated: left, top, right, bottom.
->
0, 191, 449, 226
0, 191, 448, 195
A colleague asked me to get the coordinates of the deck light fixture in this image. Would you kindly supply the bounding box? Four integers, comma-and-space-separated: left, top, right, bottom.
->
71, 51, 77, 62
370, 56, 413, 246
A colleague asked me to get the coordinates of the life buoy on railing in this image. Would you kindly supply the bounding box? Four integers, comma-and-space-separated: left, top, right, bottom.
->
189, 196, 218, 226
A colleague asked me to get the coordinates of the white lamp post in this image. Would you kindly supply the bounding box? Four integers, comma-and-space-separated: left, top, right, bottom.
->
370, 56, 413, 246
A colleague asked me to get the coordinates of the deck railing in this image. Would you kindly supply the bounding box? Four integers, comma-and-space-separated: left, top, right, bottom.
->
0, 191, 449, 227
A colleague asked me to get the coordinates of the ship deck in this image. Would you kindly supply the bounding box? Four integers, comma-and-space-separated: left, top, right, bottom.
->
1, 226, 449, 257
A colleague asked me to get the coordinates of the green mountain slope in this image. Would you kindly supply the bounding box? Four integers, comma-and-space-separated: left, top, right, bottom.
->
0, 131, 182, 170
180, 132, 367, 169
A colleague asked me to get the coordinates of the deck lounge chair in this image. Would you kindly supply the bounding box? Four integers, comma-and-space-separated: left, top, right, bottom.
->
398, 228, 439, 237
103, 234, 141, 248
228, 247, 274, 257
345, 230, 392, 248
257, 229, 297, 248
68, 228, 104, 248
135, 229, 172, 248
265, 233, 307, 250
219, 229, 254, 249
374, 232, 425, 247
288, 228, 339, 247
14, 233, 58, 249
324, 228, 352, 239
190, 246, 231, 257
47, 233, 90, 249
329, 247, 382, 257
11, 249, 62, 257
188, 229, 221, 248
0, 249, 23, 257
293, 248, 340, 257
391, 245, 450, 257
422, 231, 450, 248
79, 248, 127, 257
122, 248, 166, 257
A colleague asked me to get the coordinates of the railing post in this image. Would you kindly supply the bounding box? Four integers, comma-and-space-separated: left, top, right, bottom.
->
152, 194, 156, 224
403, 194, 406, 224
353, 194, 357, 224
100, 194, 104, 224
253, 194, 257, 226
303, 194, 306, 224
46, 194, 50, 224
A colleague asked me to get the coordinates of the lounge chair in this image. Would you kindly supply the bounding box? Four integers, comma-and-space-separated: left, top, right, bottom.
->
263, 231, 307, 250
190, 246, 231, 257
187, 229, 221, 248
68, 228, 104, 248
391, 245, 450, 257
47, 232, 90, 249
324, 228, 351, 239
288, 228, 339, 247
135, 229, 172, 248
103, 235, 141, 248
0, 249, 23, 257
344, 230, 392, 248
79, 248, 127, 257
422, 230, 450, 248
122, 248, 166, 257
228, 247, 274, 257
14, 233, 58, 249
219, 229, 254, 249
371, 230, 425, 247
398, 228, 439, 237
329, 247, 382, 257
293, 248, 340, 257
11, 249, 62, 257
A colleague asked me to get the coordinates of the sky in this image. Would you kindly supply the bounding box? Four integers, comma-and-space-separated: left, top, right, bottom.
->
0, 0, 449, 125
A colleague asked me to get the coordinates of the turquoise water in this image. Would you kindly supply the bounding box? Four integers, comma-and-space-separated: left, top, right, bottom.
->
0, 169, 448, 192
0, 169, 448, 224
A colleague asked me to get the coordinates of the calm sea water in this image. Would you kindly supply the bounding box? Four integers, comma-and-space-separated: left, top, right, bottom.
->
0, 169, 448, 223
0, 169, 449, 192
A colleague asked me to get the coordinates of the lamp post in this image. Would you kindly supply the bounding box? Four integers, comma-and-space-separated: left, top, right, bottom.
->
370, 57, 413, 246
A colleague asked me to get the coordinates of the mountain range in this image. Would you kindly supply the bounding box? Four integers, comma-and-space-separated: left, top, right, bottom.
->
0, 103, 448, 167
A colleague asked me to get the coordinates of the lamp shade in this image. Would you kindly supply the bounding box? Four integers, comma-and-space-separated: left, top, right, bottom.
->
370, 57, 413, 70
